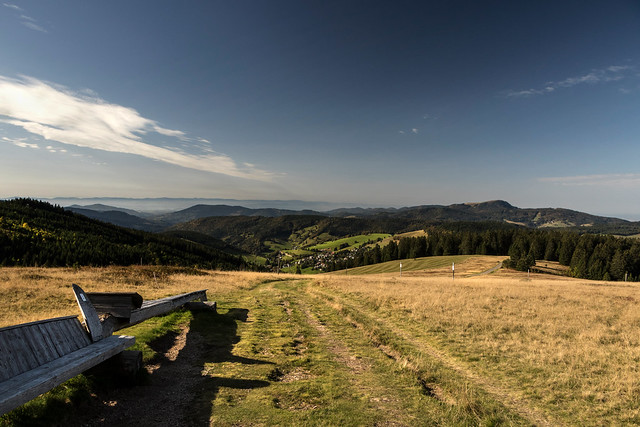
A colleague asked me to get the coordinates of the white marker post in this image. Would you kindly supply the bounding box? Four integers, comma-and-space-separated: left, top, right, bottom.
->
400, 262, 403, 277
452, 262, 455, 281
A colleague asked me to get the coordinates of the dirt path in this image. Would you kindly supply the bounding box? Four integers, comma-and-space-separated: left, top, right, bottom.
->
69, 324, 208, 427
470, 260, 503, 276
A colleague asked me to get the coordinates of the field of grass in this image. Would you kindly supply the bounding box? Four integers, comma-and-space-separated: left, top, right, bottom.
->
331, 254, 482, 275
308, 233, 390, 251
2, 263, 640, 425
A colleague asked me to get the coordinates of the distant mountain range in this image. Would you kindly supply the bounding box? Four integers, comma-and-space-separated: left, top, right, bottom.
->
44, 197, 362, 213
65, 199, 640, 236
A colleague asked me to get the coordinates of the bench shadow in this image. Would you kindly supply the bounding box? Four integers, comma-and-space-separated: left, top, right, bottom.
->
67, 307, 270, 427
185, 307, 272, 425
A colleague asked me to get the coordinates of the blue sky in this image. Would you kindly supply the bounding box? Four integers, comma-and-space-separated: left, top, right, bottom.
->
1, 1, 639, 218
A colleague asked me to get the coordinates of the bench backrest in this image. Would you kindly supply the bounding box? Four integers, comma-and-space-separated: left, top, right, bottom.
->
0, 316, 91, 382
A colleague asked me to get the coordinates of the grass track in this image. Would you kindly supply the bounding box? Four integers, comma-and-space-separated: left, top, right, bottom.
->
195, 279, 527, 425
306, 285, 552, 426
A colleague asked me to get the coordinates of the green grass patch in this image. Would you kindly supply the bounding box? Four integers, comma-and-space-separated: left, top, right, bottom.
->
0, 375, 95, 427
264, 240, 293, 252
243, 254, 267, 265
308, 234, 390, 251
123, 309, 194, 362
286, 249, 314, 256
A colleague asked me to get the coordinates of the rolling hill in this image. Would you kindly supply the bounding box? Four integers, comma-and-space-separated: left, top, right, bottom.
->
67, 200, 640, 235
0, 198, 246, 269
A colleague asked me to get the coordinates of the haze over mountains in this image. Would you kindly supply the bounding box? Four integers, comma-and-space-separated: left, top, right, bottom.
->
62, 199, 640, 235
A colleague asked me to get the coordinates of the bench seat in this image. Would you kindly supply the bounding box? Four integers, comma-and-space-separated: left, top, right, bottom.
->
0, 316, 134, 415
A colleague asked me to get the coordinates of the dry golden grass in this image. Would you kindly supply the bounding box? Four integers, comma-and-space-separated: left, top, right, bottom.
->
0, 266, 284, 328
312, 270, 640, 423
3, 264, 640, 423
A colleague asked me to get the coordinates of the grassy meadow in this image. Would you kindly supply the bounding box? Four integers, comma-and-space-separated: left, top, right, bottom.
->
307, 233, 391, 251
2, 258, 640, 425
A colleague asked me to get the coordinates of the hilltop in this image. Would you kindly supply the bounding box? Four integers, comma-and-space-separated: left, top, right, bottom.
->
0, 199, 246, 269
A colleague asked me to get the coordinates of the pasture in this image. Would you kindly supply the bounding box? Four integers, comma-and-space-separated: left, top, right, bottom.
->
1, 258, 639, 425
308, 233, 390, 251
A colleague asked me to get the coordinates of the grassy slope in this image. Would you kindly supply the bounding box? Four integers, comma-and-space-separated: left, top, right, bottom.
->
308, 233, 390, 251
333, 254, 473, 275
3, 266, 640, 425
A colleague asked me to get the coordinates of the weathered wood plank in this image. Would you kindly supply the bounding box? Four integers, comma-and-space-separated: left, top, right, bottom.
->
43, 321, 73, 356
85, 292, 143, 318
15, 328, 42, 371
73, 284, 103, 342
0, 316, 78, 334
60, 318, 87, 350
35, 322, 63, 359
0, 318, 94, 381
0, 335, 135, 415
19, 326, 53, 368
4, 328, 33, 376
0, 333, 20, 382
129, 290, 207, 325
69, 319, 92, 347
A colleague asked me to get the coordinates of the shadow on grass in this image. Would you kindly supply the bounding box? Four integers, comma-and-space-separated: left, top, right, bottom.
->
186, 307, 272, 425
2, 308, 271, 427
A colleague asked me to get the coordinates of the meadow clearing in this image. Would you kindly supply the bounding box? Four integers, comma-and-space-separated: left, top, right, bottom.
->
1, 256, 640, 425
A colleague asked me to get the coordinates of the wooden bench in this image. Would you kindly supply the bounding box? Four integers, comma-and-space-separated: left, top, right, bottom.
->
0, 316, 134, 415
75, 285, 213, 341
0, 285, 212, 415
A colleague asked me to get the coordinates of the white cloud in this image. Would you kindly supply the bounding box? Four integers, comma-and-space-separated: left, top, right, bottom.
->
411, 128, 418, 134
4, 4, 48, 33
0, 75, 275, 181
504, 65, 634, 98
2, 136, 39, 149
539, 173, 640, 187
22, 21, 47, 33
2, 2, 22, 11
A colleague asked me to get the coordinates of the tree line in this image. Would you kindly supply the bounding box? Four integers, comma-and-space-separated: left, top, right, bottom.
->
0, 199, 247, 269
324, 226, 640, 281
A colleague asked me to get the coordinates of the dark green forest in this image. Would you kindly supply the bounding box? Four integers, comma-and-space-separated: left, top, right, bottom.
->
0, 199, 246, 269
325, 225, 640, 281
2, 199, 639, 281
169, 214, 425, 254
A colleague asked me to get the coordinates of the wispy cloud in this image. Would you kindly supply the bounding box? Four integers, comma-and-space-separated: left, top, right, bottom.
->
3, 3, 48, 33
411, 128, 419, 134
539, 173, 640, 187
2, 136, 39, 149
504, 65, 633, 98
21, 20, 47, 33
0, 75, 275, 181
2, 2, 23, 11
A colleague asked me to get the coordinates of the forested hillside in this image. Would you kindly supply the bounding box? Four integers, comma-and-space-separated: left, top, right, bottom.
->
168, 214, 424, 254
328, 226, 640, 281
0, 199, 246, 269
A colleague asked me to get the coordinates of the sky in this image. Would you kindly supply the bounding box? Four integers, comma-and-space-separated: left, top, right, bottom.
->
1, 1, 639, 218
